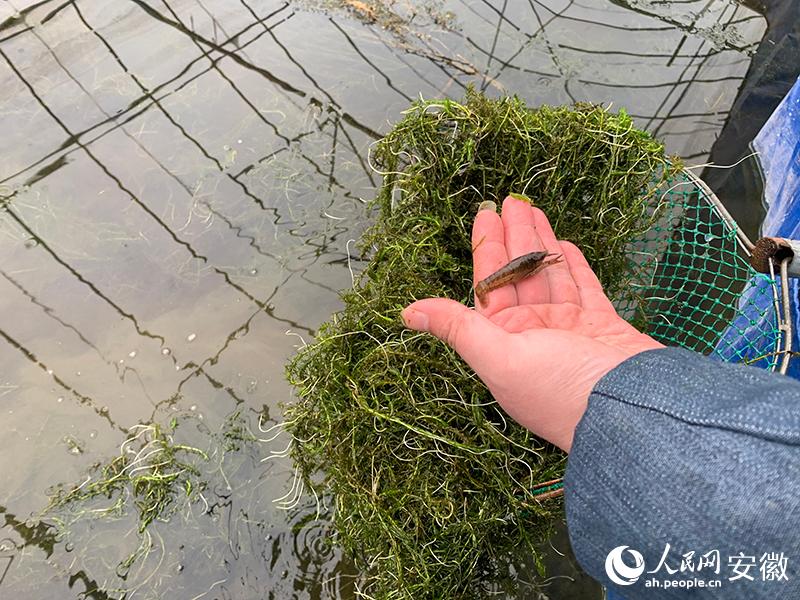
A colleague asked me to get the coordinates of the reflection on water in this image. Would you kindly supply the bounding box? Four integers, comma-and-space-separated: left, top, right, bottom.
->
0, 0, 766, 597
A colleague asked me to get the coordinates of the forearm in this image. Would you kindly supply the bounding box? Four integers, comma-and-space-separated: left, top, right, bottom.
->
565, 347, 800, 598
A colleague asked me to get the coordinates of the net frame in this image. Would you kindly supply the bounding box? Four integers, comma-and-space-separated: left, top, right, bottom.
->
617, 169, 793, 374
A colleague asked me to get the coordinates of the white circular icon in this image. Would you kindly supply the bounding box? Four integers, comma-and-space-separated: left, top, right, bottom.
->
605, 545, 645, 586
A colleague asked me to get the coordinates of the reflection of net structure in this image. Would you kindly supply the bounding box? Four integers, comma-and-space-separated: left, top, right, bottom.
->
460, 0, 765, 161
618, 171, 780, 369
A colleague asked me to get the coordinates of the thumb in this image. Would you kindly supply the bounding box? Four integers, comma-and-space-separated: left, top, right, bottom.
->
401, 298, 508, 367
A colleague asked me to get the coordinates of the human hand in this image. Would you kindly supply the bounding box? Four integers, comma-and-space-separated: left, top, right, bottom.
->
401, 196, 663, 451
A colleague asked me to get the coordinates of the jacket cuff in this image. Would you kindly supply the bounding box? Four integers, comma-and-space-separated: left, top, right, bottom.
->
564, 347, 800, 597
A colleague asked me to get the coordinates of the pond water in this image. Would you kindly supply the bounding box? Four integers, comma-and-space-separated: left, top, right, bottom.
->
0, 0, 769, 598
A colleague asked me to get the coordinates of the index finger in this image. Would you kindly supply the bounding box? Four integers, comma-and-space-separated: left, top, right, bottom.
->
472, 204, 517, 314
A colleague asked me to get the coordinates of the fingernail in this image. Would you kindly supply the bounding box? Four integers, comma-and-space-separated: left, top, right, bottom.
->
402, 308, 429, 331
478, 200, 497, 213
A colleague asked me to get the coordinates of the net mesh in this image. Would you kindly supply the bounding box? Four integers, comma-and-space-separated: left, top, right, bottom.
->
617, 170, 782, 370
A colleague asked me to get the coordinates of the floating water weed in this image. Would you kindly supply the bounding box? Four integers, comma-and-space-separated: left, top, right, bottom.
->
46, 422, 209, 536
285, 89, 679, 598
42, 411, 262, 582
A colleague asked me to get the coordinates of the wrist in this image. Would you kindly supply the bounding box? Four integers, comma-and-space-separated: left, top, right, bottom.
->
561, 343, 663, 452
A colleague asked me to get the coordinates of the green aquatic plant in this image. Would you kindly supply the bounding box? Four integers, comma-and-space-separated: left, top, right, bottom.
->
46, 421, 209, 536
43, 420, 209, 578
285, 89, 679, 598
41, 409, 264, 590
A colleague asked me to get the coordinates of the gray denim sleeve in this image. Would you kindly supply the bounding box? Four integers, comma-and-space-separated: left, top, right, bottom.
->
565, 346, 800, 599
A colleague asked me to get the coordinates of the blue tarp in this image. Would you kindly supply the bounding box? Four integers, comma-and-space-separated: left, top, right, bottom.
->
714, 75, 800, 379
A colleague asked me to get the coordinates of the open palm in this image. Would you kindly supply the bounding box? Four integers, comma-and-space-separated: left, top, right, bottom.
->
401, 197, 662, 451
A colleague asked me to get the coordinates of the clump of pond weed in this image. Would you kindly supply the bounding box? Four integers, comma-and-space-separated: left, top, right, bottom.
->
285, 88, 680, 599
43, 411, 259, 577
46, 421, 208, 534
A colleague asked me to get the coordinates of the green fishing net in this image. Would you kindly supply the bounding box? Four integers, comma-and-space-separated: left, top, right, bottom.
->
621, 170, 781, 369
